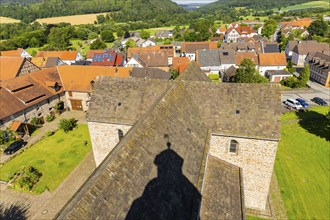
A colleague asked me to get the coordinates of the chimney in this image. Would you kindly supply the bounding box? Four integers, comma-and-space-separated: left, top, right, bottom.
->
196, 50, 199, 63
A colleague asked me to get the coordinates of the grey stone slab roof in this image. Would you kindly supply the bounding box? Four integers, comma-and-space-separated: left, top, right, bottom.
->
264, 43, 280, 53
87, 62, 281, 139
292, 42, 329, 55
87, 77, 172, 124
131, 67, 172, 80
200, 156, 245, 220
197, 49, 221, 67
57, 80, 210, 220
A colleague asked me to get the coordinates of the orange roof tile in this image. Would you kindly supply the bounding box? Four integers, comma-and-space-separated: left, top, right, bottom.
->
0, 57, 25, 81
10, 121, 22, 131
127, 45, 174, 58
281, 18, 312, 28
57, 66, 132, 92
36, 51, 78, 60
172, 57, 190, 71
0, 48, 23, 57
259, 53, 286, 66
235, 52, 258, 65
219, 26, 227, 32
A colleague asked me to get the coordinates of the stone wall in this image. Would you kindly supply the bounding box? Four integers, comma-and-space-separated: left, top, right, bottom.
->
88, 121, 132, 166
65, 91, 91, 111
209, 134, 278, 210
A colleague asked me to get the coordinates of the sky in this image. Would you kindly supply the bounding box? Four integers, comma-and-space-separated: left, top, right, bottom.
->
172, 0, 217, 4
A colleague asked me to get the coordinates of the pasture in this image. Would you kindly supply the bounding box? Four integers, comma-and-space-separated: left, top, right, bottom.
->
35, 12, 107, 25
279, 0, 329, 12
0, 16, 21, 24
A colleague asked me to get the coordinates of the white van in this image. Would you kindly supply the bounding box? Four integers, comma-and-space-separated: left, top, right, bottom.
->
284, 99, 303, 110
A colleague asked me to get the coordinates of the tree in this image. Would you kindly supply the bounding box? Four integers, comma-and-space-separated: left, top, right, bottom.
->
164, 38, 172, 45
286, 60, 296, 73
100, 30, 115, 42
76, 28, 89, 40
96, 15, 105, 24
125, 39, 136, 48
88, 32, 98, 40
308, 19, 329, 37
58, 118, 77, 133
29, 37, 40, 47
298, 64, 310, 86
47, 27, 70, 50
262, 19, 277, 39
140, 30, 150, 40
90, 39, 107, 50
233, 59, 268, 83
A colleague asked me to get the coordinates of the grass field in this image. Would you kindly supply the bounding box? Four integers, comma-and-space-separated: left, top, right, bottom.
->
0, 16, 21, 24
0, 124, 91, 194
133, 25, 188, 36
35, 12, 107, 25
279, 0, 329, 12
275, 106, 330, 219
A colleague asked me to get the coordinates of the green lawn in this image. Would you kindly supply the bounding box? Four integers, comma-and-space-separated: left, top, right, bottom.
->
0, 124, 91, 194
275, 106, 330, 219
246, 216, 266, 220
278, 0, 329, 12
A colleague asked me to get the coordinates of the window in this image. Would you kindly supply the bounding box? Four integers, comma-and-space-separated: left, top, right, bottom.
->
229, 140, 238, 154
118, 129, 124, 141
68, 91, 73, 97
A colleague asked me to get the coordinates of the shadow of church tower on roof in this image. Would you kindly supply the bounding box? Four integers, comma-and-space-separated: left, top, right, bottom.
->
125, 137, 202, 220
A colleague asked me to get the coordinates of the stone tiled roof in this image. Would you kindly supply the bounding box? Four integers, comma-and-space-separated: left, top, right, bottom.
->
57, 62, 281, 219
131, 68, 172, 80
200, 156, 245, 219
57, 79, 210, 220
292, 42, 329, 55
197, 49, 221, 67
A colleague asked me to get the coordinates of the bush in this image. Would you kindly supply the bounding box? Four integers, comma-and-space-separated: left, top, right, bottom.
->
30, 117, 42, 126
208, 74, 220, 80
11, 166, 42, 191
54, 101, 64, 111
45, 131, 54, 137
58, 118, 77, 133
45, 114, 55, 122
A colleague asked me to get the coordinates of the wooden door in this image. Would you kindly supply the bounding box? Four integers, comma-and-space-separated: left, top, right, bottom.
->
70, 99, 83, 111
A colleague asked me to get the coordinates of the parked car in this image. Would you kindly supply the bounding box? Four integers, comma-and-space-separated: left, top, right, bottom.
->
4, 140, 26, 155
296, 98, 310, 108
284, 99, 303, 110
311, 97, 328, 106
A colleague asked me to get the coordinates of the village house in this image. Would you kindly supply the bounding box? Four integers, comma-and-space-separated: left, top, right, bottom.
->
56, 62, 281, 219
127, 45, 174, 59
36, 51, 83, 65
291, 42, 329, 66
258, 53, 287, 76
0, 48, 32, 59
307, 52, 330, 88
125, 51, 173, 71
58, 66, 132, 111
235, 52, 259, 67
181, 41, 218, 61
31, 57, 65, 69
225, 23, 257, 43
265, 70, 293, 82
0, 67, 65, 128
196, 49, 235, 74
0, 57, 40, 81
155, 30, 173, 39
280, 18, 312, 30
90, 51, 125, 66
285, 40, 316, 59
215, 26, 227, 35
121, 37, 157, 48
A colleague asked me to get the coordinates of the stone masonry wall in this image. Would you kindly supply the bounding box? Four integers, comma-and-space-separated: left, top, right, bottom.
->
209, 135, 278, 210
88, 121, 132, 166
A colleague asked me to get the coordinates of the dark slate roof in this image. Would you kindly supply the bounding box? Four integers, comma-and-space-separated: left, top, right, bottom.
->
197, 49, 221, 67
131, 68, 172, 80
71, 61, 91, 66
200, 156, 245, 219
224, 65, 237, 78
57, 80, 210, 220
176, 61, 210, 82
263, 43, 280, 53
266, 70, 292, 76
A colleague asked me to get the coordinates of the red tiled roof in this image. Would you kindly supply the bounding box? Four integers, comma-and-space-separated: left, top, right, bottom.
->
0, 48, 23, 57
36, 51, 78, 60
259, 53, 286, 66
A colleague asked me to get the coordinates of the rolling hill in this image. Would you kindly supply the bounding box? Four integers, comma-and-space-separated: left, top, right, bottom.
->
0, 0, 186, 23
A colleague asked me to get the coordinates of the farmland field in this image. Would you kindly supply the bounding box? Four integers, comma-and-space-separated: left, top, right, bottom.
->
0, 16, 21, 24
279, 0, 329, 12
35, 12, 107, 25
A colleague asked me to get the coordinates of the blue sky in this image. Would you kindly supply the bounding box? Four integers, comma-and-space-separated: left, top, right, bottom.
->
172, 0, 217, 4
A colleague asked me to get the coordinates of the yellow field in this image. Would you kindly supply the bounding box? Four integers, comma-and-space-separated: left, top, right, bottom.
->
0, 16, 21, 24
35, 12, 107, 25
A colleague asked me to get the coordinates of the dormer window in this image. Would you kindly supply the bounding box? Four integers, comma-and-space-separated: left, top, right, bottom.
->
229, 140, 238, 154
